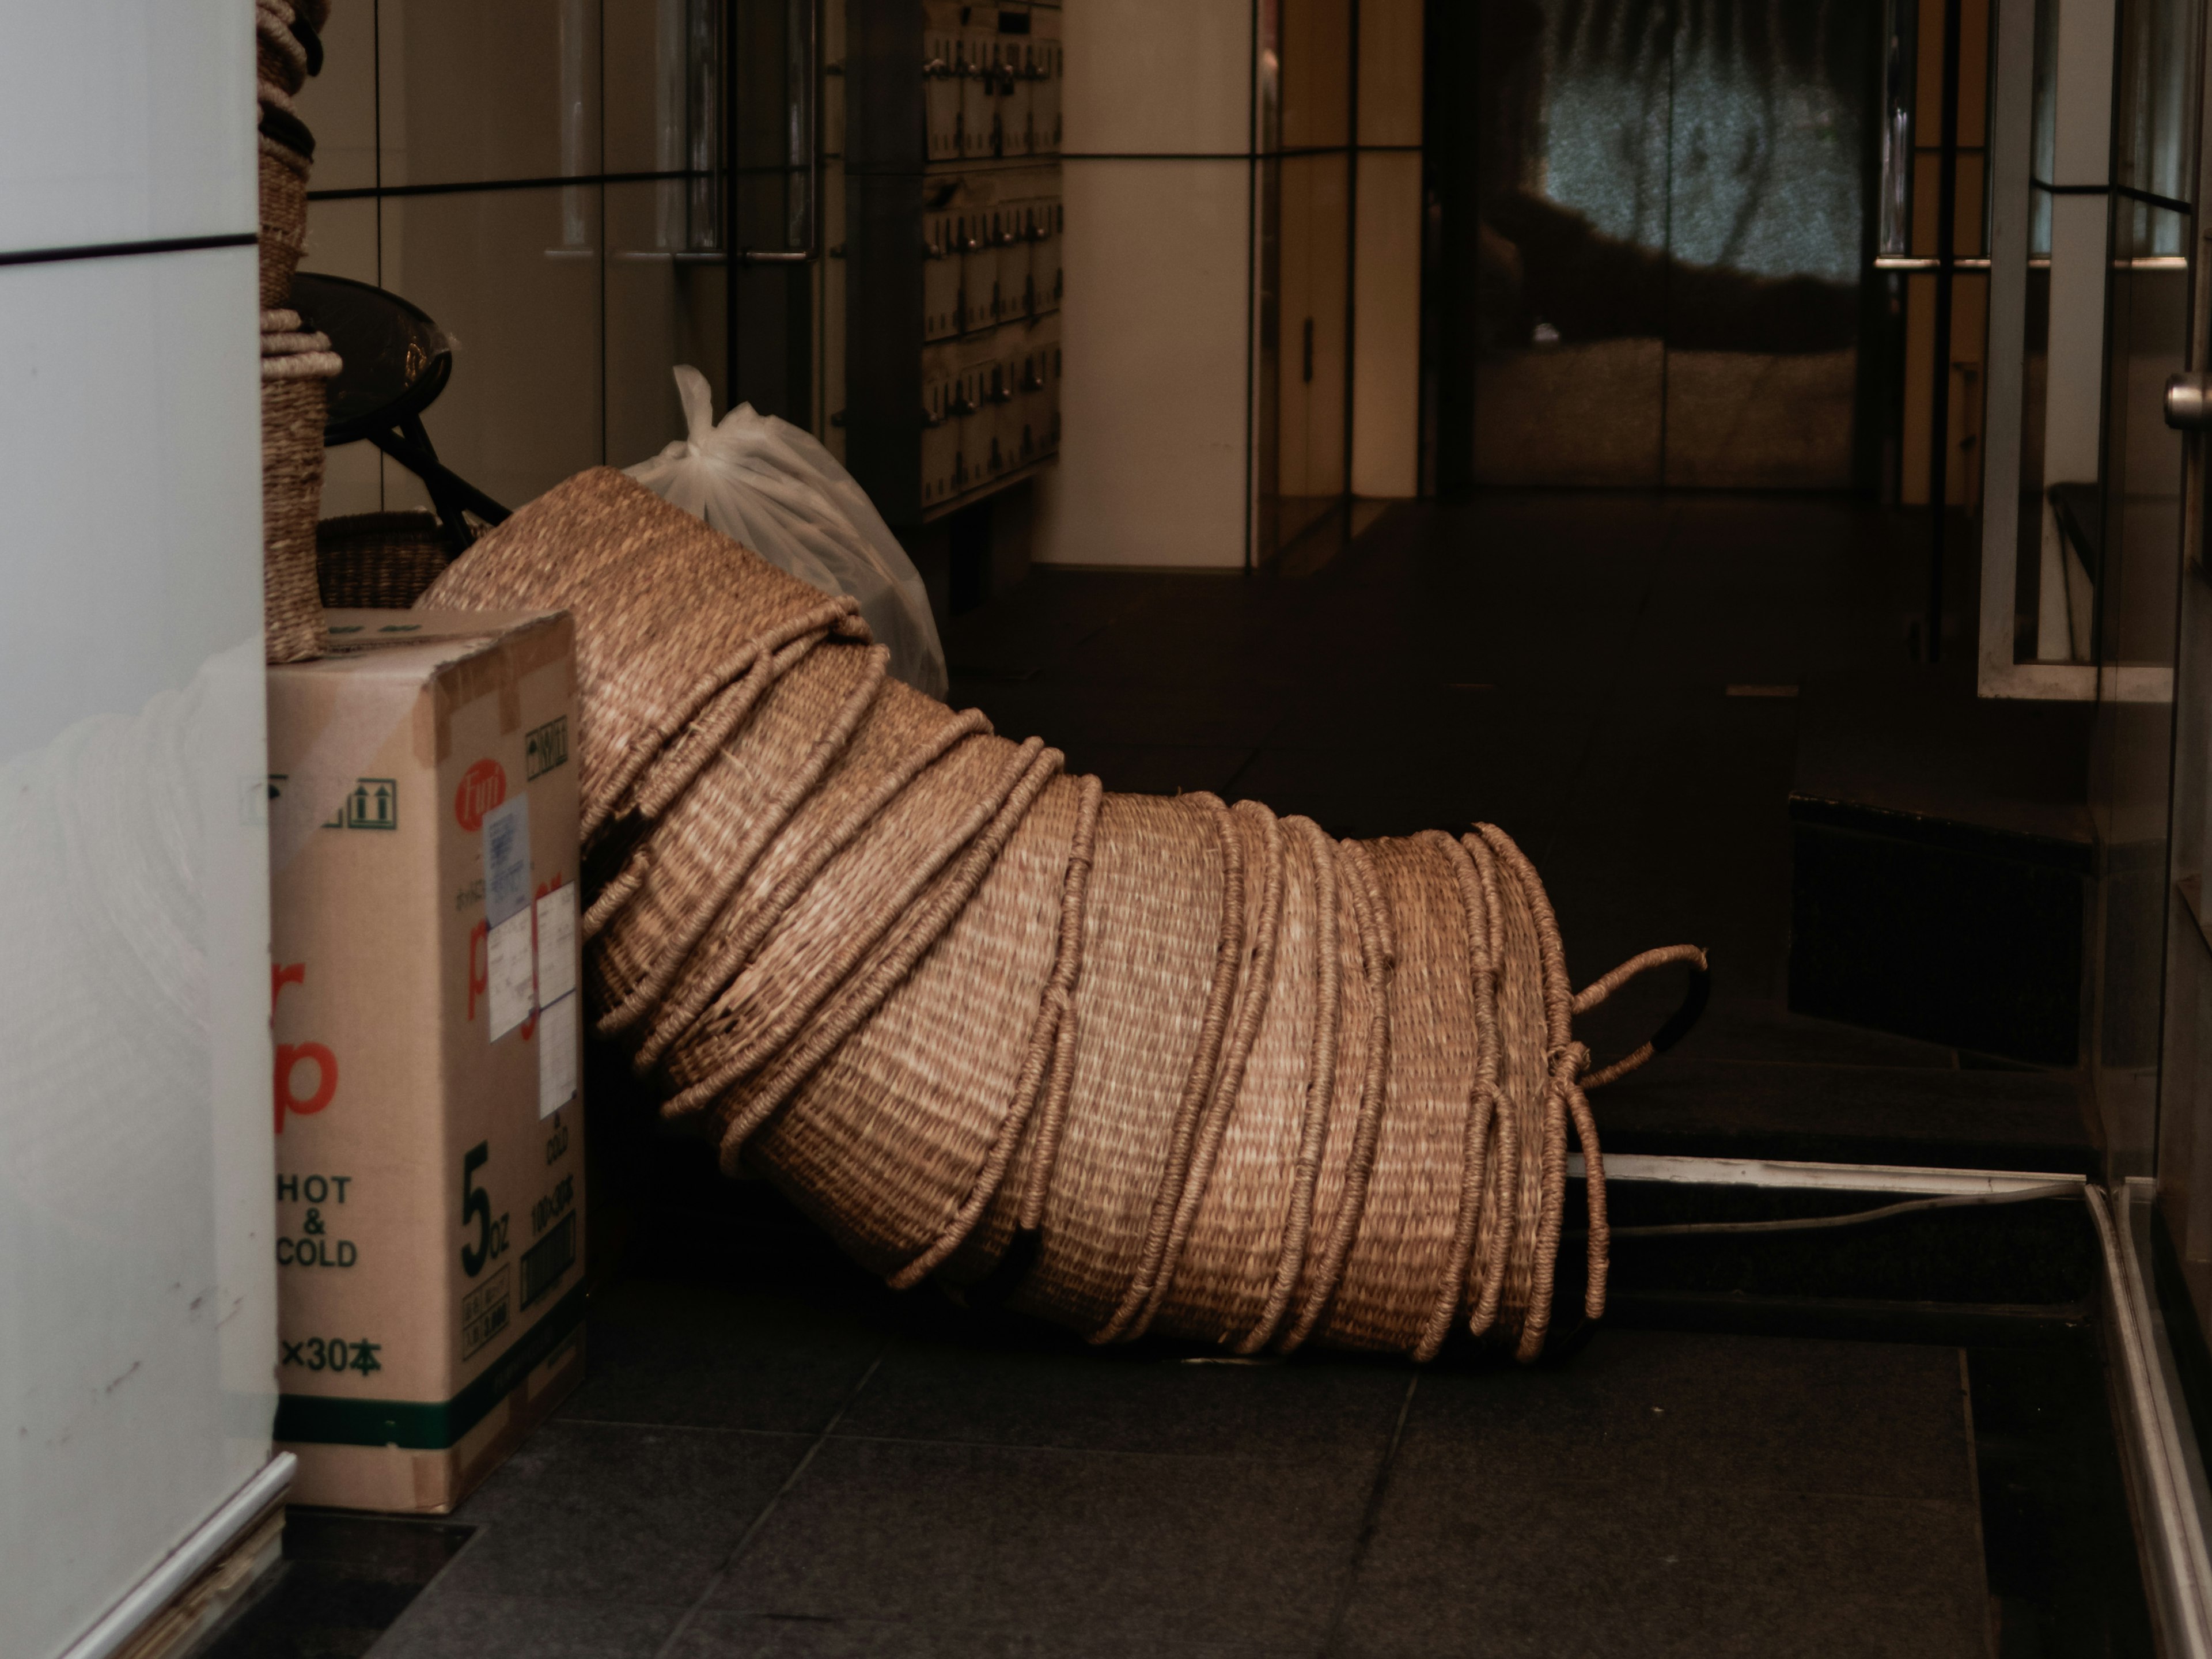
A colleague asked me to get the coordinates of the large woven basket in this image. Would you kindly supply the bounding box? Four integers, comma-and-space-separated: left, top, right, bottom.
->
416, 470, 1707, 1362
420, 468, 870, 840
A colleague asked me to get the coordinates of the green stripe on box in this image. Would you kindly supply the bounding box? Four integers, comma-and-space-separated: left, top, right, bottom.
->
275, 1284, 588, 1450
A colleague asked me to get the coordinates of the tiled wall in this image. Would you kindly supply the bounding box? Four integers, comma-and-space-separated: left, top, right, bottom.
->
0, 3, 277, 1655
294, 0, 734, 519
1035, 0, 1423, 570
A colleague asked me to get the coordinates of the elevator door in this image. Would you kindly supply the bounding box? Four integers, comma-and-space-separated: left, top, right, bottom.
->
1470, 0, 1871, 488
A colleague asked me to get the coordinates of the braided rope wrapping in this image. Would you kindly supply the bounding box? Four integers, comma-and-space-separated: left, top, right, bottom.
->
419, 469, 1707, 1359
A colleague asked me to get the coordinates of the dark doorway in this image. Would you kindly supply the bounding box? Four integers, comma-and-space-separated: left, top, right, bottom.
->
1432, 0, 1876, 490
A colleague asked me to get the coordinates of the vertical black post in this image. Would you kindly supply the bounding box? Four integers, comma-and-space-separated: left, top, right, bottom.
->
1429, 0, 1475, 494
1927, 0, 1963, 661
724, 0, 743, 410
1344, 0, 1361, 529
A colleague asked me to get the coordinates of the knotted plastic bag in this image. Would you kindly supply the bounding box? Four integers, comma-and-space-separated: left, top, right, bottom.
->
625, 365, 948, 698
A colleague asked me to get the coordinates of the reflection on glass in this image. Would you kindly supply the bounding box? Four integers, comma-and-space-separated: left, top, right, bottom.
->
2113, 0, 2194, 254
560, 0, 593, 249
608, 180, 729, 464
2091, 194, 2191, 1173
2084, 0, 2197, 1178
1471, 0, 1869, 488
2031, 0, 2055, 256
652, 0, 723, 252
1880, 0, 1916, 255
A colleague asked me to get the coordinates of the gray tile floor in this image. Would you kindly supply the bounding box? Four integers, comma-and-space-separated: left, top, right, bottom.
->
362, 493, 2081, 1657
372, 1278, 1989, 1658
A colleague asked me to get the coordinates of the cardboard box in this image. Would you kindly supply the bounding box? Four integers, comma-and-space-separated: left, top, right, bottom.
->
267, 610, 586, 1513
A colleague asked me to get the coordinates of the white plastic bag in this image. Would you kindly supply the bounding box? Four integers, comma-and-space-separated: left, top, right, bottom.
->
625, 365, 948, 698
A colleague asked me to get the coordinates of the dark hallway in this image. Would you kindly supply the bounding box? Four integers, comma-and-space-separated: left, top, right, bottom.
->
943, 494, 2096, 1173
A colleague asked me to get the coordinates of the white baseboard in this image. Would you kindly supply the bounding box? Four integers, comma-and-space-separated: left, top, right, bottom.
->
56, 1452, 296, 1659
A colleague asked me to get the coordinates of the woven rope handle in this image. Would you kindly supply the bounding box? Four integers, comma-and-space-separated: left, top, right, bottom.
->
1573, 944, 1711, 1091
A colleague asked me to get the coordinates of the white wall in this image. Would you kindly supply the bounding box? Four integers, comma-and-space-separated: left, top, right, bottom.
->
0, 2, 279, 1656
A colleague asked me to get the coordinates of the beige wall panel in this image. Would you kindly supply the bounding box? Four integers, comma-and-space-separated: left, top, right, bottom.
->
379, 188, 605, 512
1036, 159, 1251, 567
1278, 154, 1349, 502
290, 0, 378, 192
1063, 0, 1252, 156
378, 0, 603, 188
1351, 150, 1419, 497
1279, 0, 1351, 150
1357, 0, 1423, 148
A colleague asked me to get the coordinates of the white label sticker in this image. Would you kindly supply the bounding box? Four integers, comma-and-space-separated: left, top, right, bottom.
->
482, 794, 532, 928
486, 908, 535, 1040
535, 884, 578, 1005
537, 993, 578, 1118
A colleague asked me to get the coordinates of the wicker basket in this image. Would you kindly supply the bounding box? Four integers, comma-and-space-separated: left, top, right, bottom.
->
316, 512, 452, 609
263, 315, 340, 664
414, 469, 1709, 1363
257, 110, 314, 309
256, 2, 309, 95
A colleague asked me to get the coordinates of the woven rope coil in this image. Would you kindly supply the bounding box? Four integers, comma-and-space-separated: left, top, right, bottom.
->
416, 469, 1707, 1360
262, 318, 338, 664
256, 1, 309, 93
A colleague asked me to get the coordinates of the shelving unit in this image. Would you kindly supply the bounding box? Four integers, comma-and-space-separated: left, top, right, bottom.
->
843, 1, 1062, 527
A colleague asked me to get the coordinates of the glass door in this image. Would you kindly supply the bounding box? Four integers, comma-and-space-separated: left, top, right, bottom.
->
1465, 0, 1872, 489
729, 0, 821, 426
2100, 0, 2198, 1178
2154, 0, 2212, 1344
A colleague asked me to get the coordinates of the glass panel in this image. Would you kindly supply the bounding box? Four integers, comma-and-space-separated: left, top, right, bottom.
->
1471, 0, 1669, 486
605, 0, 725, 252
730, 0, 814, 423
2093, 0, 2200, 1191
380, 187, 607, 511
1994, 0, 2067, 661
1273, 152, 1350, 551
1881, 0, 1917, 257
290, 0, 378, 192
1472, 0, 1867, 490
2093, 195, 2193, 1174
1257, 0, 1352, 560
2115, 0, 2196, 251
2031, 0, 2058, 256
1664, 3, 1868, 490
377, 0, 604, 188
605, 180, 729, 468
2142, 0, 2212, 1414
